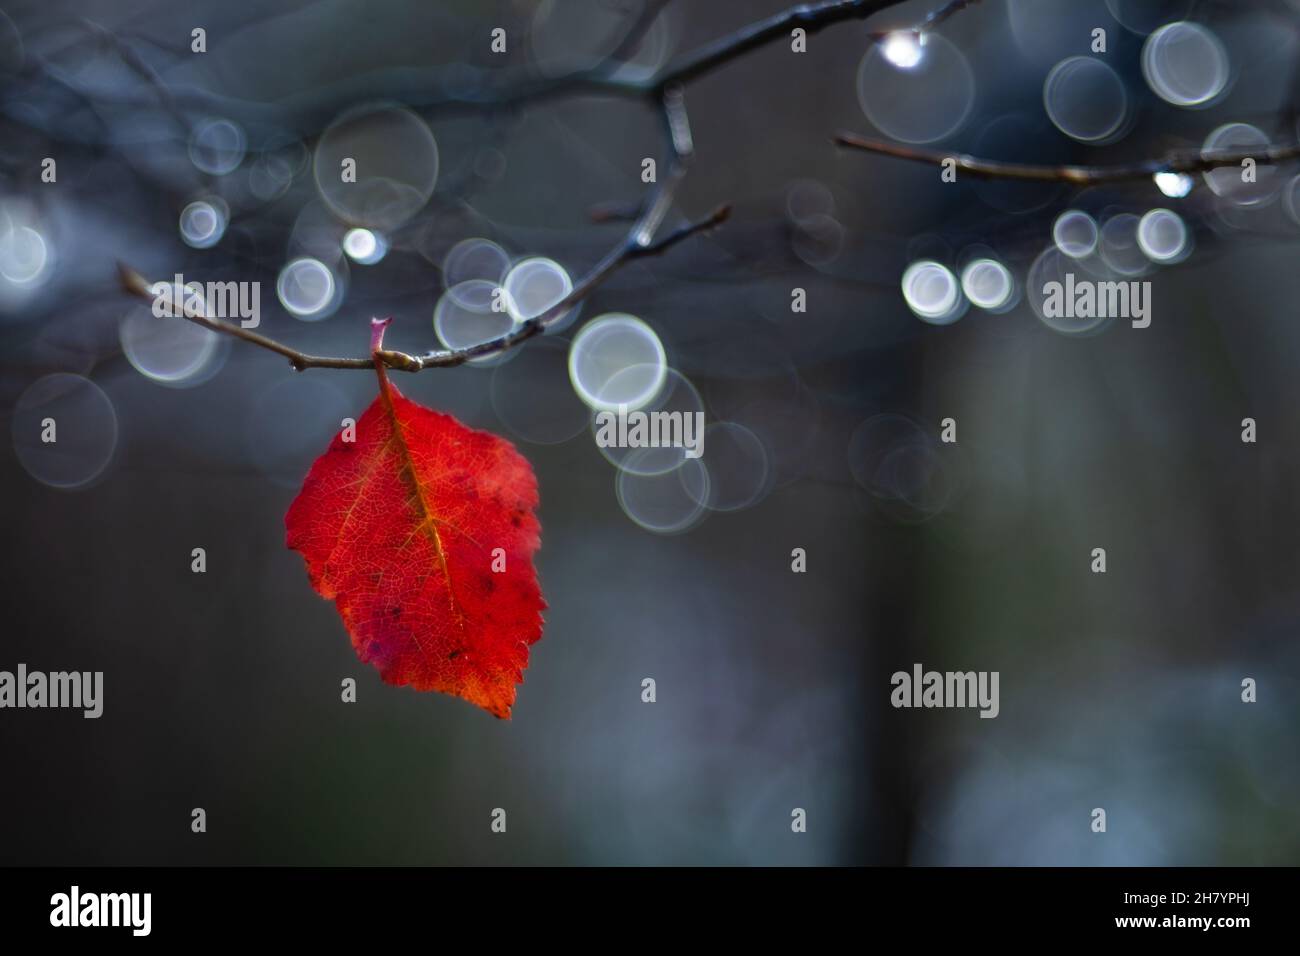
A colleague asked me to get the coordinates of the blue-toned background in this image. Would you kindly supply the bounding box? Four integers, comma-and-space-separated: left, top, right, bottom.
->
1, 0, 1298, 864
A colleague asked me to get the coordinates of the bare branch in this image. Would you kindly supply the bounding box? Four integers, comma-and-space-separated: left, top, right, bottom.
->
34, 0, 968, 132
833, 131, 1300, 184
866, 0, 982, 39
118, 88, 728, 375
653, 0, 980, 90
79, 18, 193, 136
635, 203, 731, 256
116, 263, 372, 370
115, 0, 981, 372
605, 0, 677, 69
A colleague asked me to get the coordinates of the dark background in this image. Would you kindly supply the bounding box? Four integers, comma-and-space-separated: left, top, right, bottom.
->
1, 0, 1298, 864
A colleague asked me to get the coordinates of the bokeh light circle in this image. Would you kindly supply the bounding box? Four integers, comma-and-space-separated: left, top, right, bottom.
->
1099, 213, 1150, 276
502, 256, 574, 326
313, 104, 438, 230
277, 258, 339, 320
0, 219, 50, 286
1142, 22, 1230, 107
688, 422, 772, 513
1202, 123, 1280, 206
1283, 174, 1300, 225
616, 450, 709, 535
120, 304, 221, 386
443, 238, 510, 290
848, 414, 956, 521
569, 314, 667, 412
248, 152, 298, 201
902, 260, 963, 324
189, 118, 246, 175
960, 258, 1014, 311
791, 214, 845, 266
1028, 245, 1110, 336
785, 179, 836, 224
435, 279, 519, 366
594, 367, 705, 477
1053, 209, 1099, 258
530, 0, 671, 78
857, 33, 974, 144
1137, 208, 1190, 262
12, 374, 118, 489
882, 32, 924, 70
1105, 0, 1195, 35
1043, 56, 1128, 143
179, 200, 227, 249
343, 227, 387, 264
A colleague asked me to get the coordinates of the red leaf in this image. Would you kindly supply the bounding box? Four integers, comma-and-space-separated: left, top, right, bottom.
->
285, 320, 545, 718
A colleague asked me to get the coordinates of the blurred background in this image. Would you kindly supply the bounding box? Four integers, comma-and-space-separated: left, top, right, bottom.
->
1, 0, 1298, 865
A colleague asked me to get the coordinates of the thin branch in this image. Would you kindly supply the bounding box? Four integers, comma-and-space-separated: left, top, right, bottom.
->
114, 0, 979, 371
79, 18, 193, 136
40, 0, 955, 134
605, 0, 677, 69
653, 0, 979, 90
636, 204, 730, 255
833, 131, 1300, 184
387, 0, 945, 120
866, 0, 981, 40
116, 264, 348, 368
118, 89, 728, 373
119, 205, 729, 372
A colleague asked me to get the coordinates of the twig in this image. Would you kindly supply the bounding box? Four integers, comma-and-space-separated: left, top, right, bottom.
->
56, 0, 948, 132
79, 18, 193, 136
116, 264, 344, 368
118, 90, 729, 372
659, 0, 980, 89
115, 0, 980, 371
833, 132, 1300, 184
605, 0, 677, 69
120, 205, 729, 371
